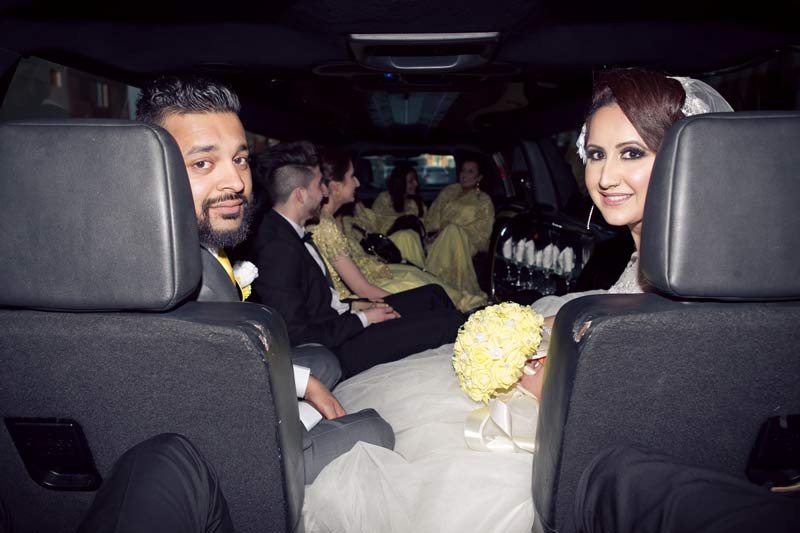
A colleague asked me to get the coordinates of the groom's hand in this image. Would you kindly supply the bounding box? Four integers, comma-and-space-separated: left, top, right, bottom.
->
351, 300, 388, 312
305, 376, 346, 419
364, 305, 401, 324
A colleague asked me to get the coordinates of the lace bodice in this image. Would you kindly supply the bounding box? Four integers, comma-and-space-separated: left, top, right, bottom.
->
530, 252, 647, 317
607, 252, 648, 294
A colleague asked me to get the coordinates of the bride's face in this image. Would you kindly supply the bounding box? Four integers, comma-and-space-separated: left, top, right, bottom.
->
584, 103, 656, 246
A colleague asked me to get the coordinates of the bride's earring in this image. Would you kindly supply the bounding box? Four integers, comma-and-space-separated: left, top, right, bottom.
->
586, 205, 594, 230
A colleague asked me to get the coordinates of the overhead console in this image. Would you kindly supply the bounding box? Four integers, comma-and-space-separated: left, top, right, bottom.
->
347, 32, 500, 73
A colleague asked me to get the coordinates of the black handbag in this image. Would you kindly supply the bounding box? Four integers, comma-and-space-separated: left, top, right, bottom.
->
386, 214, 427, 242
351, 224, 403, 264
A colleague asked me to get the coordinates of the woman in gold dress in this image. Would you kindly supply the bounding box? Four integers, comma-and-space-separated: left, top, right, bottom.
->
361, 163, 428, 268
308, 149, 485, 312
423, 158, 494, 299
359, 158, 493, 304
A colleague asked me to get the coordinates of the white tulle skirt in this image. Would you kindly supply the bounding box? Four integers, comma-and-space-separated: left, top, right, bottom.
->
302, 344, 536, 533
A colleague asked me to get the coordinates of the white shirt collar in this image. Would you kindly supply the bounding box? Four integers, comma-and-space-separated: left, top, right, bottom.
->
274, 210, 306, 239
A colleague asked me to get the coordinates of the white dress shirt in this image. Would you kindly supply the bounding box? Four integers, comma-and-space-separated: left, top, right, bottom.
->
275, 211, 368, 327
293, 365, 323, 430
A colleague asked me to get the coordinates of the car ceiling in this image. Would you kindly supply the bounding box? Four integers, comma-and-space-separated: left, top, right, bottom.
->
1, 0, 799, 146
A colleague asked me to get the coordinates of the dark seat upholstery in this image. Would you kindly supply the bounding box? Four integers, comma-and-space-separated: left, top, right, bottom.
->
0, 120, 304, 532
532, 112, 800, 533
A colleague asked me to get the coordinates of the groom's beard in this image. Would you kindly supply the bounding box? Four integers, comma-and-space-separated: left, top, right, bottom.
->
197, 192, 254, 249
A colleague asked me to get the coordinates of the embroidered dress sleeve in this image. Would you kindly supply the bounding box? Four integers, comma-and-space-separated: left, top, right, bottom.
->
460, 191, 494, 253
426, 184, 458, 232
315, 218, 349, 260
351, 202, 381, 234
310, 218, 355, 299
370, 192, 400, 234
341, 211, 396, 283
348, 235, 393, 285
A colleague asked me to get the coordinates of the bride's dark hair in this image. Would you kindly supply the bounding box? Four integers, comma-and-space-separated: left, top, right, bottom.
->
586, 69, 686, 152
318, 146, 352, 184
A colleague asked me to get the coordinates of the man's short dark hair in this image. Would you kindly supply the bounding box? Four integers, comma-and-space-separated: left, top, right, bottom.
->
256, 141, 320, 205
136, 76, 241, 126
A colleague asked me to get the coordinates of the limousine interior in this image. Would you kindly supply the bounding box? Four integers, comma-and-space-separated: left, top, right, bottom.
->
1, 1, 799, 532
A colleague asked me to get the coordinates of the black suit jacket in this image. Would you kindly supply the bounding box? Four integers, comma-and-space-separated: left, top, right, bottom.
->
250, 209, 363, 347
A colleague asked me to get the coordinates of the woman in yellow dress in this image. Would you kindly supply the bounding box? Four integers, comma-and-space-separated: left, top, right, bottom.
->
308, 149, 485, 312
357, 158, 492, 303
359, 163, 428, 268
424, 158, 494, 299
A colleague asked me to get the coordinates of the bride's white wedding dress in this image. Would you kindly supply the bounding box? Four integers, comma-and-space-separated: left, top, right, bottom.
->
303, 345, 536, 532
302, 253, 646, 532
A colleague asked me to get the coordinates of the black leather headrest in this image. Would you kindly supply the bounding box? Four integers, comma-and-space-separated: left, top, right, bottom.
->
641, 112, 800, 300
0, 120, 201, 311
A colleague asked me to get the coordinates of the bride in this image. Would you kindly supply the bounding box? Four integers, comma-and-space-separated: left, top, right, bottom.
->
302, 70, 733, 532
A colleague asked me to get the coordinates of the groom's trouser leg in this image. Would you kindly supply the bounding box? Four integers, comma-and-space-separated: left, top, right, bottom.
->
77, 433, 234, 533
291, 343, 342, 390
383, 283, 458, 314
336, 306, 465, 378
302, 408, 394, 483
574, 444, 800, 533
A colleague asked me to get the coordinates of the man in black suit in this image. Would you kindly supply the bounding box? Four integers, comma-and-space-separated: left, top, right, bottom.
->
250, 141, 466, 378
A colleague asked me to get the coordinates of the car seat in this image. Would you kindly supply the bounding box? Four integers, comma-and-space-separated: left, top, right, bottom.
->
0, 120, 304, 533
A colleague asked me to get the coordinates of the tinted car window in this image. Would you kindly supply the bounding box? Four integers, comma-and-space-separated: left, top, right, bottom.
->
365, 153, 456, 191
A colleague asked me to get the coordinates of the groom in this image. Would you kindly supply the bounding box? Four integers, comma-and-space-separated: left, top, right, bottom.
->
249, 141, 466, 378
135, 76, 393, 483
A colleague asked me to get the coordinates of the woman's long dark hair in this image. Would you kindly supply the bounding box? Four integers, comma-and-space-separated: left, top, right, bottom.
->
387, 162, 423, 216
317, 146, 356, 216
318, 146, 351, 184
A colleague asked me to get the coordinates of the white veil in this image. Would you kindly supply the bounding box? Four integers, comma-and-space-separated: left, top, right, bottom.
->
669, 76, 734, 115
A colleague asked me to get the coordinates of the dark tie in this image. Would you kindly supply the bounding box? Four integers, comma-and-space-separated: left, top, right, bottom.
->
301, 232, 334, 288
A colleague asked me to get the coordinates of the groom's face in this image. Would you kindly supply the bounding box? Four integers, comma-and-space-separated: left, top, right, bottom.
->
301, 166, 327, 220
161, 111, 254, 248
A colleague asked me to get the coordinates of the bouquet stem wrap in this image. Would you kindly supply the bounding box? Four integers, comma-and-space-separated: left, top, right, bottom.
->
464, 387, 539, 453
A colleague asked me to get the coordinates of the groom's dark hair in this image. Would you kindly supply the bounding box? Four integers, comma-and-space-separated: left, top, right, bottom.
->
257, 141, 320, 205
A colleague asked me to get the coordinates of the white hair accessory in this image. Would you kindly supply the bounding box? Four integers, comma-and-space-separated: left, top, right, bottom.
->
575, 75, 733, 164
576, 123, 588, 165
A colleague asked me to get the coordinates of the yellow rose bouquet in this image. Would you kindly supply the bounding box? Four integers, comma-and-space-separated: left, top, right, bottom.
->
453, 302, 545, 403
